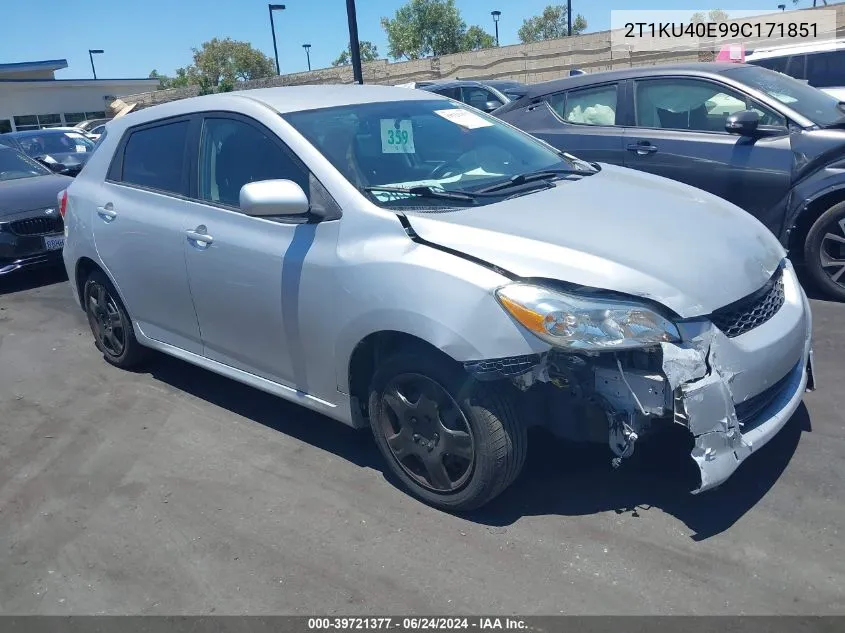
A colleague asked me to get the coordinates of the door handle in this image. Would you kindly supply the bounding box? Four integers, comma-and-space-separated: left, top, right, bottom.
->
96, 203, 117, 222
626, 142, 658, 156
185, 225, 213, 247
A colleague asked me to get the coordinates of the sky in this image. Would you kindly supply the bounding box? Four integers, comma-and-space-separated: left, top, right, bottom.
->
0, 0, 822, 79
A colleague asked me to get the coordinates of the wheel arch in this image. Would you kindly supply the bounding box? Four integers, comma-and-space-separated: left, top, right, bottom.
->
345, 330, 465, 428
74, 256, 133, 317
787, 186, 845, 260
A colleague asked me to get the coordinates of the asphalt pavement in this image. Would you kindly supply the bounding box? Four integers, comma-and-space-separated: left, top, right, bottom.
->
1, 267, 843, 615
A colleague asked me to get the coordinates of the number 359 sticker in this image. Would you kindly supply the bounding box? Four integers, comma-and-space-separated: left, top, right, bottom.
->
380, 119, 415, 154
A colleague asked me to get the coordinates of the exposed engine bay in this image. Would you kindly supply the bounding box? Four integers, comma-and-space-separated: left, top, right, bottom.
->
465, 322, 815, 493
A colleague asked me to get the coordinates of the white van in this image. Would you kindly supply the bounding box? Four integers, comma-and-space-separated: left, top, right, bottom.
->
745, 39, 845, 101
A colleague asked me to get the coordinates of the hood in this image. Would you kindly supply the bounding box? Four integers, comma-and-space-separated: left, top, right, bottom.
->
0, 173, 73, 218
404, 164, 785, 318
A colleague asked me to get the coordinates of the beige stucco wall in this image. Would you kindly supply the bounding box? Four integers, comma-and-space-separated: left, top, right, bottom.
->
116, 4, 845, 110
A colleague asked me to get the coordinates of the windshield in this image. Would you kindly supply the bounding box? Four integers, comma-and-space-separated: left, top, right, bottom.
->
725, 65, 845, 126
283, 99, 592, 207
0, 148, 51, 181
15, 131, 96, 157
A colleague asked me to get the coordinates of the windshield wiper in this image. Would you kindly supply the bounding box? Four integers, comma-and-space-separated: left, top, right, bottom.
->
476, 168, 586, 194
363, 185, 477, 202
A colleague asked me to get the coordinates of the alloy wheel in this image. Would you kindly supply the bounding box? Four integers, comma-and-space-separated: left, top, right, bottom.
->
86, 282, 126, 357
377, 373, 475, 492
820, 217, 845, 288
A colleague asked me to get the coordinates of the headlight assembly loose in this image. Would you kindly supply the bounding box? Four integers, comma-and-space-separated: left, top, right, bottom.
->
495, 283, 680, 350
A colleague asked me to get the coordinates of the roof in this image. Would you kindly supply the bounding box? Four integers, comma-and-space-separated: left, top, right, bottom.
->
0, 59, 68, 75
513, 63, 747, 100
186, 84, 449, 114
421, 79, 491, 89
746, 38, 845, 60
107, 84, 453, 133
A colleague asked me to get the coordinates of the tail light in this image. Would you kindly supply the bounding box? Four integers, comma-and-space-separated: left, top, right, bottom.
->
58, 190, 68, 218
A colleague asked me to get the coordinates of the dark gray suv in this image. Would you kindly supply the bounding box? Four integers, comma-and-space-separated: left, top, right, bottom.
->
497, 63, 845, 300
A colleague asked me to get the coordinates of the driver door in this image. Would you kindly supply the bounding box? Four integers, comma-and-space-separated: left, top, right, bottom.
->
181, 114, 316, 386
623, 77, 793, 231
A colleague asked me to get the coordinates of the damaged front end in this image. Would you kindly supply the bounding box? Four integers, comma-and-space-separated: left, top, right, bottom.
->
466, 265, 814, 493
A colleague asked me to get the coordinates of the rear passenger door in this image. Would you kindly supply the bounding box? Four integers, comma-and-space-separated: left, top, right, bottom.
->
514, 82, 627, 165
94, 116, 202, 352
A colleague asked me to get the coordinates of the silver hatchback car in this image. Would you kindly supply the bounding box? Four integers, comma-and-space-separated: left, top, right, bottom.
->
61, 85, 815, 511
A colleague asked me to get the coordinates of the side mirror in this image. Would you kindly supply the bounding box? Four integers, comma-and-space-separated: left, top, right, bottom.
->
725, 110, 760, 136
239, 179, 310, 217
483, 100, 503, 113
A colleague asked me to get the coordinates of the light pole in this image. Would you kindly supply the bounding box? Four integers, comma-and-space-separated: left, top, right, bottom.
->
268, 4, 285, 75
567, 1, 573, 36
88, 49, 103, 79
303, 44, 312, 71
491, 11, 501, 46
345, 0, 363, 84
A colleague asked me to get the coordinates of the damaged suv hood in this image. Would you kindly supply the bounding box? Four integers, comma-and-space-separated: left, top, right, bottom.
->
405, 164, 785, 318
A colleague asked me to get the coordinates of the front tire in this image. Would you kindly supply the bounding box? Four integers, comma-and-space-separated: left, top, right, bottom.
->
368, 349, 527, 512
83, 270, 147, 369
804, 200, 845, 301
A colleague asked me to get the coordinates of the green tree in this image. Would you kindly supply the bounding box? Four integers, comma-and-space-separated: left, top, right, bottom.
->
148, 69, 170, 89
691, 9, 731, 23
191, 37, 276, 87
332, 41, 380, 67
517, 4, 587, 43
463, 25, 496, 51
380, 0, 495, 59
149, 38, 275, 92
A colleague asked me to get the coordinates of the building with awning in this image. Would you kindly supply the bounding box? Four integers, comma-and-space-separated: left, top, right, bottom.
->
0, 59, 159, 133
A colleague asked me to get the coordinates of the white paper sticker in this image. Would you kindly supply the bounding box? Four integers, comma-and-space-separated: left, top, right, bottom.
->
380, 119, 415, 154
434, 109, 494, 129
75, 145, 87, 152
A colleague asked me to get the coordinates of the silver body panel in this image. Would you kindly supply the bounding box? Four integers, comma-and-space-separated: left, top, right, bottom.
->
62, 85, 813, 491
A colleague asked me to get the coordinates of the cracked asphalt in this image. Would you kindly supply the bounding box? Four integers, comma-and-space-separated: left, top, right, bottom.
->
1, 267, 843, 615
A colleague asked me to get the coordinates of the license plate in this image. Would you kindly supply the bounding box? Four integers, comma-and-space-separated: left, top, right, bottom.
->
44, 235, 65, 251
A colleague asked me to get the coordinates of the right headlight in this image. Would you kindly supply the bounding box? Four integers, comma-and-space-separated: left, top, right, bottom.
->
495, 283, 680, 351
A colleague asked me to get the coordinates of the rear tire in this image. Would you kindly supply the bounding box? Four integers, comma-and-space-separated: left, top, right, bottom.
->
368, 348, 527, 512
804, 201, 845, 301
83, 270, 148, 369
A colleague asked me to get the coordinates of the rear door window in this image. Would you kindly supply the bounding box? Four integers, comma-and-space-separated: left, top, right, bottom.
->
118, 120, 190, 195
547, 84, 618, 126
